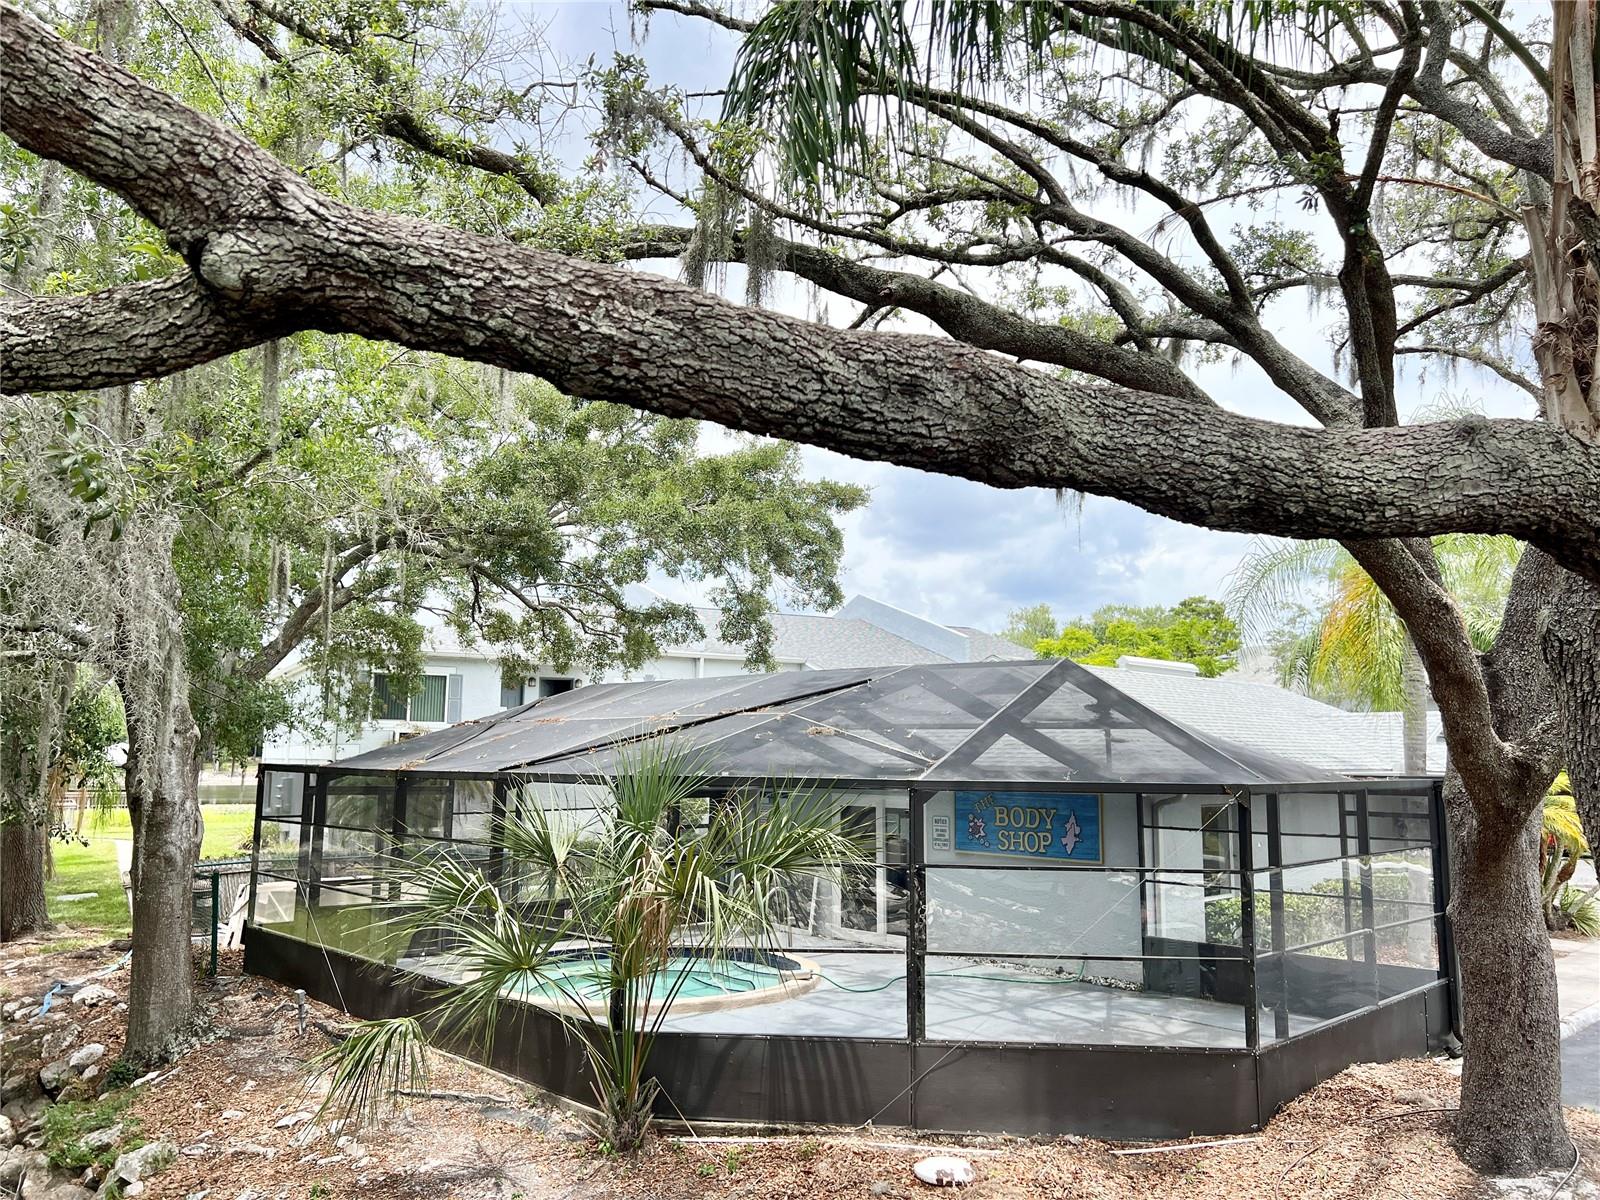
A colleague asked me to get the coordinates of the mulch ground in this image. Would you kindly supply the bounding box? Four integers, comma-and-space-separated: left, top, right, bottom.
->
4, 931, 1598, 1200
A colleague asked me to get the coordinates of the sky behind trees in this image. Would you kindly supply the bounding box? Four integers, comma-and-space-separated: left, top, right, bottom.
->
541, 1, 1536, 630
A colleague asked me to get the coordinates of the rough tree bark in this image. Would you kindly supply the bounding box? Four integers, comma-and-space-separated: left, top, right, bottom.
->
0, 821, 52, 941
1448, 780, 1569, 1169
1447, 554, 1569, 1172
114, 531, 203, 1064
1542, 574, 1600, 872
1349, 541, 1568, 1174
0, 661, 68, 942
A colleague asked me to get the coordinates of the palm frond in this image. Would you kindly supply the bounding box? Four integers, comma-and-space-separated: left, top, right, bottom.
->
725, 1, 1350, 190
1557, 884, 1600, 937
1224, 537, 1342, 638
1312, 561, 1406, 709
306, 1017, 430, 1134
1543, 790, 1589, 855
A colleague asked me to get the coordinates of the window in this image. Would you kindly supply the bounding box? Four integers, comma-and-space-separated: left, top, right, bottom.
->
372, 673, 447, 723
1199, 803, 1233, 896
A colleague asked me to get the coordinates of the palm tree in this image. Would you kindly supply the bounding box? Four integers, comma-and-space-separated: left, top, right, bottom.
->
1541, 773, 1599, 934
307, 745, 868, 1150
1227, 534, 1522, 774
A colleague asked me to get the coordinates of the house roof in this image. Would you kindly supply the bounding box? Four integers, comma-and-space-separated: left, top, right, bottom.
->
1083, 665, 1446, 776
677, 607, 952, 669
317, 658, 1393, 789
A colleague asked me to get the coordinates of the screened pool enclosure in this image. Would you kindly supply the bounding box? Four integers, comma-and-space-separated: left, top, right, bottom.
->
246, 659, 1453, 1137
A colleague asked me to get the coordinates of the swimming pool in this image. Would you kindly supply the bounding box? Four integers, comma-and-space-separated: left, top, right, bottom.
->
514, 950, 821, 1015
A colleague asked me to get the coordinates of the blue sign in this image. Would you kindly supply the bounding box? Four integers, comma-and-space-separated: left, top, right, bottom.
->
954, 791, 1101, 863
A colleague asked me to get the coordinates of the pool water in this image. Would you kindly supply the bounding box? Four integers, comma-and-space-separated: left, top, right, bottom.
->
515, 953, 792, 1005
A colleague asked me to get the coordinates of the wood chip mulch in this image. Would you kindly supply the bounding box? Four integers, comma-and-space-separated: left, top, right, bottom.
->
5, 933, 1599, 1200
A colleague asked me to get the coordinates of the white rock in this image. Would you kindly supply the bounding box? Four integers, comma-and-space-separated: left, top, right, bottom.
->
912, 1156, 975, 1188
219, 1110, 245, 1121
78, 1068, 99, 1085
130, 1072, 160, 1089
240, 1081, 256, 1093
38, 1060, 72, 1093
181, 1145, 207, 1157
273, 1112, 312, 1130
109, 1141, 177, 1184
70, 986, 116, 1009
67, 1045, 104, 1071
80, 1124, 122, 1152
39, 1027, 79, 1060
122, 1183, 145, 1197
0, 1115, 14, 1148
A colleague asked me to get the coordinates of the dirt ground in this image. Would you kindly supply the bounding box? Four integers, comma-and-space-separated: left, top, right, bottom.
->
4, 934, 1598, 1200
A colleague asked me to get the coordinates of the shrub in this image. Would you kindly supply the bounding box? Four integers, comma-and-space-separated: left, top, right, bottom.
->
40, 1095, 143, 1171
1205, 867, 1423, 958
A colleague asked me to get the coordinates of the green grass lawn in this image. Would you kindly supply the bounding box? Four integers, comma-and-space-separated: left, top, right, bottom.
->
46, 804, 257, 938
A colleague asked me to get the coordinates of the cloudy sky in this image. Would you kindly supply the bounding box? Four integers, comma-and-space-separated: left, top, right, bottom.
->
532, 2, 1536, 635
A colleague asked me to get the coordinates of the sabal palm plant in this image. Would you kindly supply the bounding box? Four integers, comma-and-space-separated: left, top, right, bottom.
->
308, 745, 868, 1150
1226, 534, 1521, 773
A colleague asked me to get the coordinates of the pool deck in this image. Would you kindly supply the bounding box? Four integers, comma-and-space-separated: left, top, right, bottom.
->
398, 948, 1277, 1047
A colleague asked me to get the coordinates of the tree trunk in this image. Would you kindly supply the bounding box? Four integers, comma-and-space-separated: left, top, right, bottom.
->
1447, 771, 1570, 1174
1544, 572, 1600, 869
1400, 633, 1429, 775
0, 820, 52, 940
120, 668, 202, 1065
114, 525, 204, 1066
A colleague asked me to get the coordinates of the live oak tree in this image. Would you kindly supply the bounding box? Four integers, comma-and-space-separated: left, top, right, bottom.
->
171, 342, 866, 763
0, 0, 1598, 1171
623, 0, 1593, 1171
0, 1, 863, 1062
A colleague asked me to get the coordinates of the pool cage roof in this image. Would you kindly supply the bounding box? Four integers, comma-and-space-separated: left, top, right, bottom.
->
327, 658, 1364, 789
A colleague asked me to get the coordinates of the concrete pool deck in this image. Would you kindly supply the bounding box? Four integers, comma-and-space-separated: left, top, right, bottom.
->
400, 948, 1285, 1047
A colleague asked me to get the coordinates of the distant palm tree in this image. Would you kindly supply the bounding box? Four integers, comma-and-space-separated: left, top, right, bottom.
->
307, 746, 867, 1150
1227, 534, 1521, 774
1542, 773, 1599, 934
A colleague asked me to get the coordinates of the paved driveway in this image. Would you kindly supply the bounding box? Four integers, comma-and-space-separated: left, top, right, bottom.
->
1565, 1019, 1600, 1111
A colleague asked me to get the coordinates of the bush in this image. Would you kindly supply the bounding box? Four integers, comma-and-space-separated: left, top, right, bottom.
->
1205, 867, 1423, 958
1556, 884, 1600, 937
40, 1095, 143, 1171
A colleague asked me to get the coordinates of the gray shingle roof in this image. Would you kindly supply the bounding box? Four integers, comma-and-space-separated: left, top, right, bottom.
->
1082, 666, 1445, 776
683, 607, 954, 668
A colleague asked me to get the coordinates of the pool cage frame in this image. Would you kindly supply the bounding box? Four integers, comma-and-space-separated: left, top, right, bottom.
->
243, 764, 1454, 1139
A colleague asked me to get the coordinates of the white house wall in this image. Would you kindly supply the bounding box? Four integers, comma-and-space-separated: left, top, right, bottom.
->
923, 790, 1144, 986
261, 651, 801, 764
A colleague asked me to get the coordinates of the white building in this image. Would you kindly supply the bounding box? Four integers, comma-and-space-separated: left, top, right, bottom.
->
261, 594, 1442, 775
